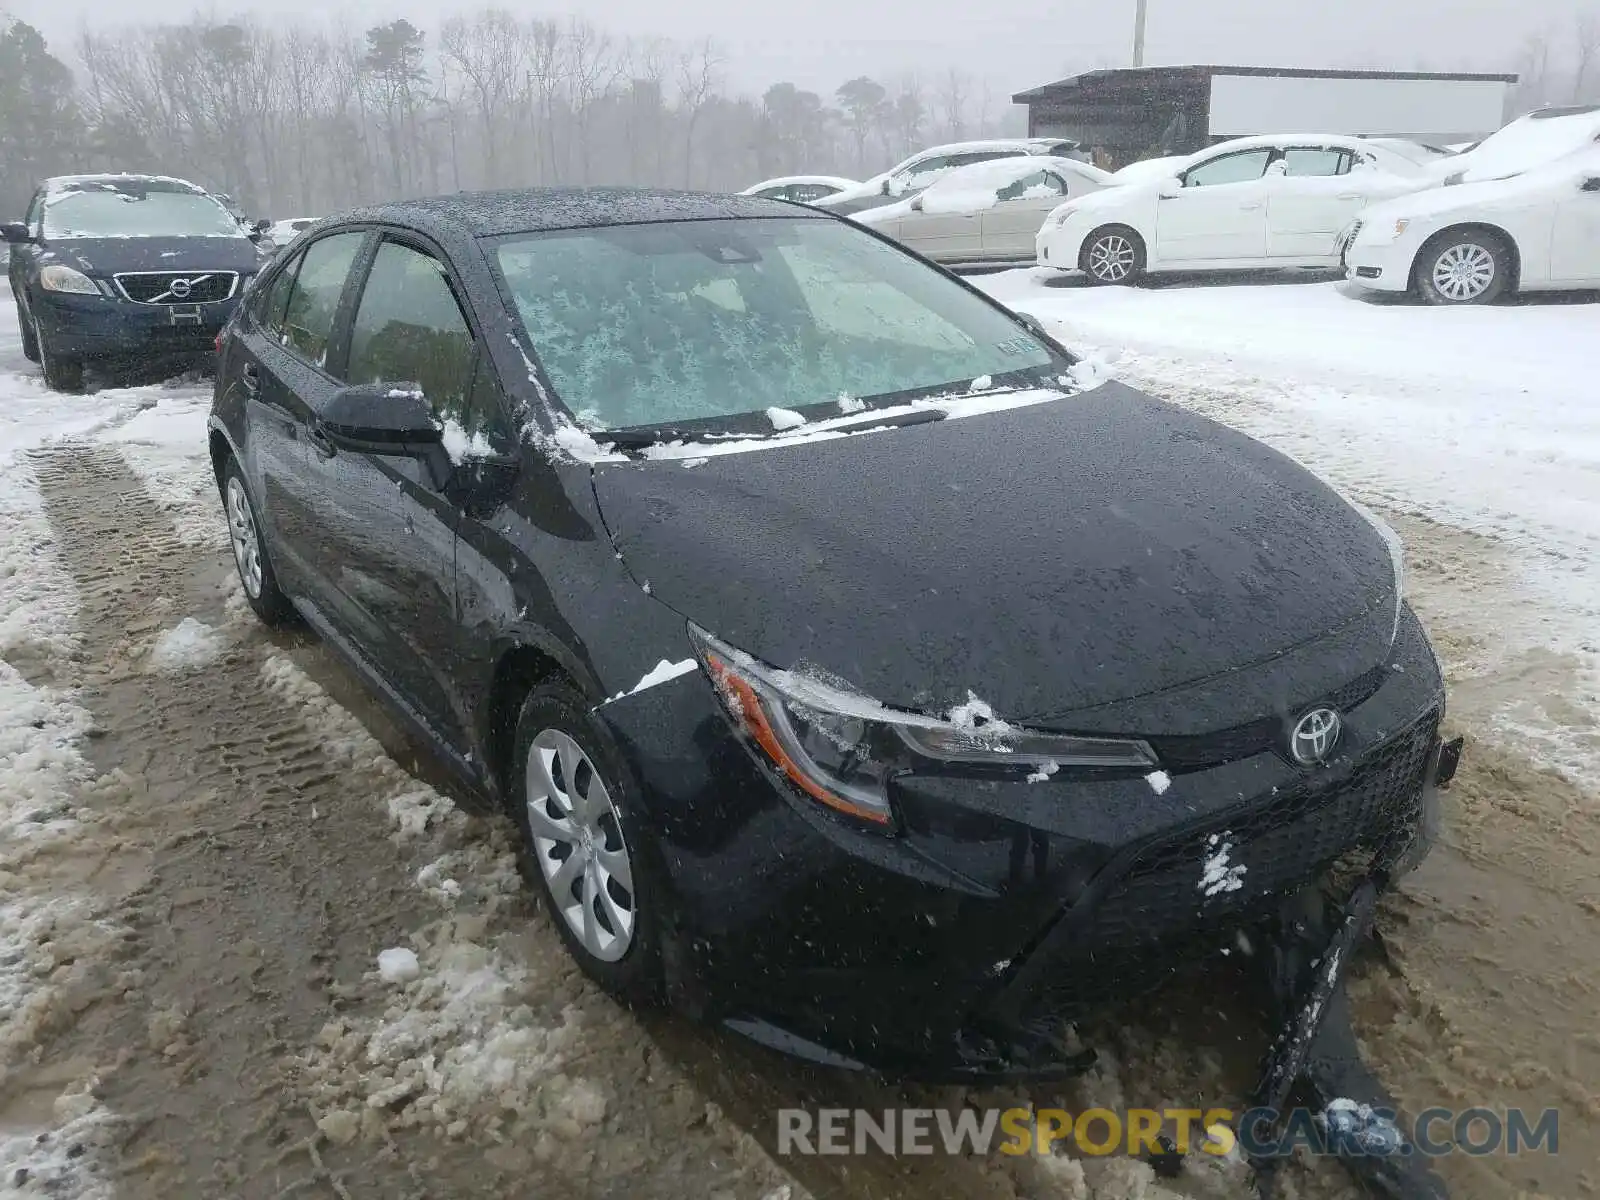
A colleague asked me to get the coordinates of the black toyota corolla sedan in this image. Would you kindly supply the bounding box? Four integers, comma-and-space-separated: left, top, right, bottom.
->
207, 188, 1452, 1079
4, 173, 271, 391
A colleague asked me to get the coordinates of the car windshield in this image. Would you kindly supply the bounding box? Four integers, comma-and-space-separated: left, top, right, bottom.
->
491, 217, 1059, 432
42, 185, 244, 239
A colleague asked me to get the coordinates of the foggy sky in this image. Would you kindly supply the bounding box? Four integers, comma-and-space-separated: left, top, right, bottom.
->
12, 0, 1591, 100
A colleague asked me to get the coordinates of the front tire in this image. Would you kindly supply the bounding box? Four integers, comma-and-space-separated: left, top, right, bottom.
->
35, 317, 83, 392
18, 301, 39, 362
1080, 225, 1147, 286
1415, 230, 1511, 305
511, 680, 664, 1004
221, 459, 294, 625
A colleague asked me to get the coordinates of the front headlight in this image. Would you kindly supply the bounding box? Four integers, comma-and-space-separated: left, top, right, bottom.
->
1049, 204, 1080, 229
690, 625, 1156, 826
39, 264, 99, 295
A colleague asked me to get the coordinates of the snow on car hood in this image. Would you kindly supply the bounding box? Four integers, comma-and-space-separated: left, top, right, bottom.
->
1359, 145, 1600, 224
590, 381, 1396, 722
1429, 107, 1600, 183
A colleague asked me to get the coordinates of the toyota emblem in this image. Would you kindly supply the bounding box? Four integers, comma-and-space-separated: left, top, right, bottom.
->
1288, 707, 1342, 766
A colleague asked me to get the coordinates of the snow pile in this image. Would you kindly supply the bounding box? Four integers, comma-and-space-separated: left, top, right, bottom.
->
1145, 770, 1172, 795
0, 1085, 119, 1200
146, 616, 224, 672
301, 935, 600, 1145
766, 406, 806, 430
377, 946, 421, 984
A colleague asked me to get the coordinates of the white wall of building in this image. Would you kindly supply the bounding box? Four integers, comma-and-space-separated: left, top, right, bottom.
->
1208, 75, 1509, 140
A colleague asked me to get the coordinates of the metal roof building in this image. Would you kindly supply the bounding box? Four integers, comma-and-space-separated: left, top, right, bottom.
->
1013, 66, 1519, 168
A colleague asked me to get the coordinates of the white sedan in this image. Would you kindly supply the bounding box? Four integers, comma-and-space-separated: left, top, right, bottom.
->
1035, 134, 1429, 284
740, 176, 859, 205
854, 156, 1112, 268
1343, 147, 1600, 304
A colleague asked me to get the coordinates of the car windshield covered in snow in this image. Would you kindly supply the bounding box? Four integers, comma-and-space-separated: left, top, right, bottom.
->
490, 216, 1059, 431
42, 182, 244, 240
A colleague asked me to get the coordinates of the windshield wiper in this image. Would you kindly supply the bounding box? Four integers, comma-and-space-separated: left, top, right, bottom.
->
827, 408, 947, 435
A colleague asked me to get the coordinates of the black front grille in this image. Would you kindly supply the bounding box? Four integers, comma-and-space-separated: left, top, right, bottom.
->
115, 271, 238, 304
1026, 708, 1437, 1014
1148, 664, 1390, 771
1095, 707, 1438, 947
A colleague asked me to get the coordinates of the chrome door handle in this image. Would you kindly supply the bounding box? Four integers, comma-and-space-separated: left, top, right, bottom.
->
1240, 202, 1264, 211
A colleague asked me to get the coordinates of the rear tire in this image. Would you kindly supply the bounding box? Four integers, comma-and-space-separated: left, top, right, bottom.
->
510, 679, 664, 1005
18, 302, 39, 362
1080, 225, 1147, 286
35, 318, 83, 392
221, 458, 294, 626
1414, 230, 1511, 306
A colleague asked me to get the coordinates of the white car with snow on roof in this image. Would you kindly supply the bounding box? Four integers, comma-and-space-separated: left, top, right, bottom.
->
1342, 147, 1600, 304
1034, 134, 1430, 284
852, 156, 1112, 268
739, 176, 859, 205
814, 137, 1088, 216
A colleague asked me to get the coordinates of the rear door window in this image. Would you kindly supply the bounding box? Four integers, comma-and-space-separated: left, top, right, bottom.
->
280, 231, 366, 368
251, 254, 300, 340
1280, 148, 1354, 177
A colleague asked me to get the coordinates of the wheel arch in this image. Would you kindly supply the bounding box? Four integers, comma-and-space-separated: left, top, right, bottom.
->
1412, 222, 1522, 293
484, 641, 581, 805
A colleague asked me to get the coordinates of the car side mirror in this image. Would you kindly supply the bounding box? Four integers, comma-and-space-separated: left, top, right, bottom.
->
1, 222, 33, 244
881, 178, 895, 195
1583, 177, 1600, 192
252, 218, 272, 234
1158, 176, 1184, 198
319, 383, 441, 454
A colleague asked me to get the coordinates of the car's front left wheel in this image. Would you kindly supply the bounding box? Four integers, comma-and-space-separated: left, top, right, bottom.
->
17, 300, 39, 363
221, 459, 294, 625
34, 317, 83, 392
1415, 230, 1511, 305
511, 679, 664, 1004
1080, 225, 1146, 286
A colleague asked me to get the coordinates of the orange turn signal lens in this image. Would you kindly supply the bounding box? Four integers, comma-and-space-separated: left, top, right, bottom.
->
704, 652, 891, 826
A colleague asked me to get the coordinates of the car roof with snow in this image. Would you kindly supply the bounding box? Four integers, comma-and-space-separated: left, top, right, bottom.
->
338, 187, 826, 239
42, 173, 210, 198
920, 155, 1110, 194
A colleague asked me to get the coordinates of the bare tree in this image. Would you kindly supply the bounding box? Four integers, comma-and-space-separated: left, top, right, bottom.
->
1575, 10, 1600, 102
676, 37, 721, 187
934, 67, 968, 142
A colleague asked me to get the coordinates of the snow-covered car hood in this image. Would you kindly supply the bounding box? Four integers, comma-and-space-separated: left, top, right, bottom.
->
1426, 106, 1600, 184
590, 382, 1397, 722
1358, 147, 1600, 223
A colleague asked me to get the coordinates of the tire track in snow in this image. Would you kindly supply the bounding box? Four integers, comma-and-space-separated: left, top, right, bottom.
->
19, 442, 802, 1200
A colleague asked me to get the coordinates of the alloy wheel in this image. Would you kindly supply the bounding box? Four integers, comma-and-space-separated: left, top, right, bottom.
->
1430, 242, 1495, 302
1088, 234, 1136, 283
526, 728, 637, 962
226, 476, 264, 599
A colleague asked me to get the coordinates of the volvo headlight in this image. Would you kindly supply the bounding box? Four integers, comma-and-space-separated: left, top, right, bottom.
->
39, 264, 99, 295
690, 625, 1156, 827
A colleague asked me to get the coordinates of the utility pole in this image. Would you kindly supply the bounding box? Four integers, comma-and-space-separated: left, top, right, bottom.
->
1132, 0, 1148, 66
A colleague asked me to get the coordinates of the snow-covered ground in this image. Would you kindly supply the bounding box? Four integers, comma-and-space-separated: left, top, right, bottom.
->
978, 270, 1600, 781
